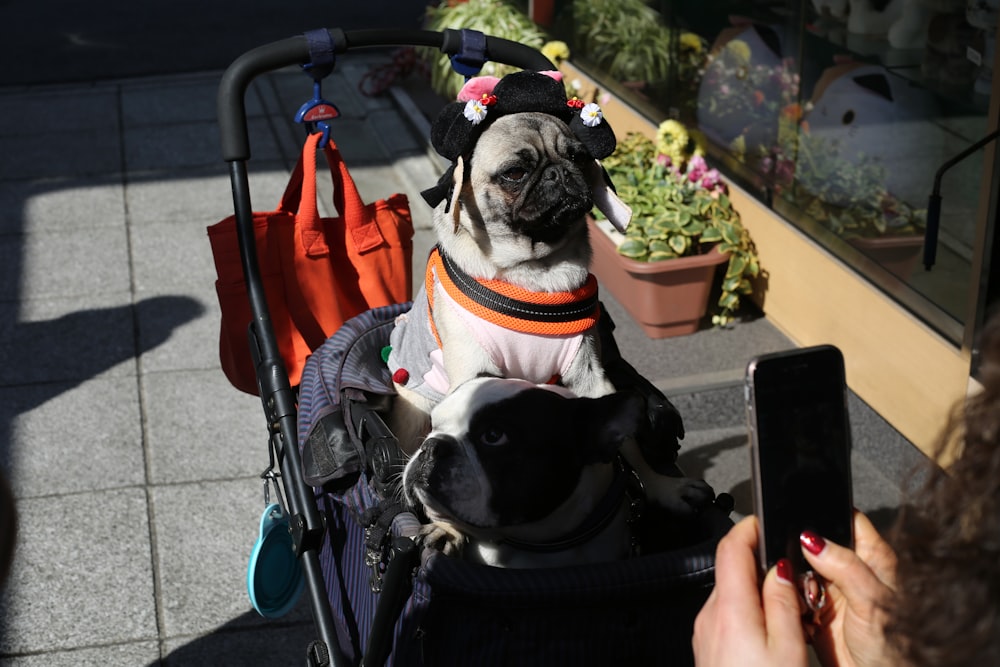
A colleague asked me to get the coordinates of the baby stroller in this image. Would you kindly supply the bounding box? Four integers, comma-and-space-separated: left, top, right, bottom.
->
216, 27, 733, 667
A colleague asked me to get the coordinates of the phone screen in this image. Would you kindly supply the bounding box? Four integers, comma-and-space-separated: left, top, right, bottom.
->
748, 345, 854, 574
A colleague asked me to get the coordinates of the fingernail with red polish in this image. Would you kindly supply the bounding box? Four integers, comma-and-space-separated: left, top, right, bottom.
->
775, 558, 794, 583
800, 530, 826, 555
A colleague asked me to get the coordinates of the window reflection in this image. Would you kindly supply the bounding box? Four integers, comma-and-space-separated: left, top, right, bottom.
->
545, 0, 998, 338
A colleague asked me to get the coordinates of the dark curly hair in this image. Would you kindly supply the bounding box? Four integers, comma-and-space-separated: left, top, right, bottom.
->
885, 311, 1000, 666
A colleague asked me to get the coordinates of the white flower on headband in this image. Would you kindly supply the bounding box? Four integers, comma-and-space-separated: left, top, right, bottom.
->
464, 94, 496, 125
580, 103, 603, 127
463, 99, 488, 124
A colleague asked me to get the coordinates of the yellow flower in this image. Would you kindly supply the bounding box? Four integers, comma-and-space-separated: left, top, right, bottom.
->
724, 39, 751, 63
656, 119, 690, 163
679, 32, 703, 54
541, 40, 570, 64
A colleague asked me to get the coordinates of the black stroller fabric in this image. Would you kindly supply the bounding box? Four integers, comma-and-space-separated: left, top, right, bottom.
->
298, 304, 730, 666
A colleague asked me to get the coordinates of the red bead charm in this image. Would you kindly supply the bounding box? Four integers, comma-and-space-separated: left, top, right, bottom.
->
392, 368, 410, 384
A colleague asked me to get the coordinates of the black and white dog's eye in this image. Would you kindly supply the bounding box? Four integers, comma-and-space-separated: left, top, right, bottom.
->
500, 167, 527, 183
478, 428, 508, 447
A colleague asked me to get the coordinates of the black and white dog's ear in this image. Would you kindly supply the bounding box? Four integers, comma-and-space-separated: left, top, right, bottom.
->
579, 391, 646, 463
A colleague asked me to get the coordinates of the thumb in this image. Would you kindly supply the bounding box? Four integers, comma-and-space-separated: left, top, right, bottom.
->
761, 559, 809, 659
799, 530, 886, 607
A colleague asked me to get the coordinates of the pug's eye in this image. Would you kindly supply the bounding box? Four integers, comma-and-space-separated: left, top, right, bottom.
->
500, 167, 528, 183
568, 147, 589, 164
477, 428, 508, 447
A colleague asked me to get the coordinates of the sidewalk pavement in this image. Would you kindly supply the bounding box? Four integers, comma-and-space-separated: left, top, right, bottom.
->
0, 49, 925, 665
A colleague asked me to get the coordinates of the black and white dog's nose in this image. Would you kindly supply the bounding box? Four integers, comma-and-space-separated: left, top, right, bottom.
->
419, 434, 459, 457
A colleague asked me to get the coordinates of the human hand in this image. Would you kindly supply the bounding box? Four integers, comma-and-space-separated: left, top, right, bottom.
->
801, 511, 897, 667
692, 516, 810, 667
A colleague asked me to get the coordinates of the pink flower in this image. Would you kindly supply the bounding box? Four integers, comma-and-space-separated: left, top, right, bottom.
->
701, 169, 721, 190
656, 153, 672, 168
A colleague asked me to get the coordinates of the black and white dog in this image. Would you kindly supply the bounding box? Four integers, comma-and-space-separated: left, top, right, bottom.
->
402, 377, 708, 568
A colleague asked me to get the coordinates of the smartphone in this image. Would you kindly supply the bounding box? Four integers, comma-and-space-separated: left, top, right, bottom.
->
746, 345, 854, 584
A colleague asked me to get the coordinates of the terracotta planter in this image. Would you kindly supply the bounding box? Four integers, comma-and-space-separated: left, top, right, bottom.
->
588, 219, 730, 338
847, 234, 924, 279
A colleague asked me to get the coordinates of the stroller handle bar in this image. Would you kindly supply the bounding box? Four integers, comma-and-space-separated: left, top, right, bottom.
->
218, 28, 556, 162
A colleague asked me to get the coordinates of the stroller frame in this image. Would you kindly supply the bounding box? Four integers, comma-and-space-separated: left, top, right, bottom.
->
218, 28, 559, 667
219, 28, 730, 666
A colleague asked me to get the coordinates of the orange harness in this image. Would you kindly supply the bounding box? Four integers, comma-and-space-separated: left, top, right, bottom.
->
424, 246, 600, 348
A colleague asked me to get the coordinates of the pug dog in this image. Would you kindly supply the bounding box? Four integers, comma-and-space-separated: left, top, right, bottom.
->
387, 71, 712, 517
387, 71, 625, 448
402, 377, 646, 568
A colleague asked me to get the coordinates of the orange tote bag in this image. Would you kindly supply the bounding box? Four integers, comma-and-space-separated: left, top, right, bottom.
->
208, 132, 413, 395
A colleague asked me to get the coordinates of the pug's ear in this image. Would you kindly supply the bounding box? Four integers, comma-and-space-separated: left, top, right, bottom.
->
590, 162, 631, 232
450, 156, 465, 232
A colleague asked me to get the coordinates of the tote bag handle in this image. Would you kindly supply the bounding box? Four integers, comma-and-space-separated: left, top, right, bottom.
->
278, 132, 387, 258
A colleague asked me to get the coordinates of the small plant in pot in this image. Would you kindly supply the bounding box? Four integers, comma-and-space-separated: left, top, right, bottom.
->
597, 120, 761, 327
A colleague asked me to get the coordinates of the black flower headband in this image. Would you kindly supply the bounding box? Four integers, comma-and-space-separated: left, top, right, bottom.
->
421, 70, 617, 207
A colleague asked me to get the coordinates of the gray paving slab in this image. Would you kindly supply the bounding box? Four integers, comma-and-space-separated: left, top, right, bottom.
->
0, 488, 156, 655
120, 76, 224, 127
0, 88, 120, 134
0, 640, 160, 667
129, 220, 222, 293
159, 619, 316, 667
125, 167, 241, 227
142, 370, 263, 485
0, 129, 122, 181
0, 176, 125, 235
0, 375, 144, 498
368, 107, 426, 155
123, 120, 229, 173
1, 226, 131, 301
150, 478, 310, 640
0, 294, 139, 385
135, 291, 215, 374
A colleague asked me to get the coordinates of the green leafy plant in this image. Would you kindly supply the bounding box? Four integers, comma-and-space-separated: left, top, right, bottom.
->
422, 0, 549, 100
600, 123, 761, 325
571, 0, 706, 89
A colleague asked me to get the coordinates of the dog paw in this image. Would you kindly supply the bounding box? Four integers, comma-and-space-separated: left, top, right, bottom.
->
646, 476, 716, 516
419, 520, 467, 557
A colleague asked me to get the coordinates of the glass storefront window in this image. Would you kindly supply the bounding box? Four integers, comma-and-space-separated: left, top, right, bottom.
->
544, 0, 998, 343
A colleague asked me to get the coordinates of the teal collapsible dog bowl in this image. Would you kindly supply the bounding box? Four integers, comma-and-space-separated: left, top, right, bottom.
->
247, 503, 304, 618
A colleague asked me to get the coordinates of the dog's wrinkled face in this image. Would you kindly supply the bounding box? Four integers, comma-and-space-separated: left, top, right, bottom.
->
443, 113, 599, 270
472, 113, 595, 243
402, 377, 643, 532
